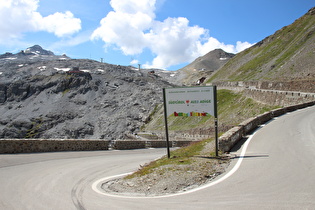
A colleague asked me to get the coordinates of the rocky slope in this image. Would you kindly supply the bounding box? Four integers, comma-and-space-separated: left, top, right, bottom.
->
176, 49, 235, 86
0, 46, 173, 139
208, 7, 315, 83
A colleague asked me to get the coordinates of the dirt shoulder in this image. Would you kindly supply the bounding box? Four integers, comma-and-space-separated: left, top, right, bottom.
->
101, 141, 231, 197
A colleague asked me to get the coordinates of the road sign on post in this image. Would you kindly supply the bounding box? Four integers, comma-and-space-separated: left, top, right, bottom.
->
163, 86, 218, 158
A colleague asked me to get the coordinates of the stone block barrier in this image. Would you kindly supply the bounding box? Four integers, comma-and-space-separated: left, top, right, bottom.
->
112, 140, 146, 150
219, 126, 244, 152
270, 108, 287, 117
218, 101, 315, 152
146, 141, 167, 148
214, 80, 315, 93
238, 117, 257, 136
0, 139, 196, 153
214, 81, 315, 107
0, 139, 110, 154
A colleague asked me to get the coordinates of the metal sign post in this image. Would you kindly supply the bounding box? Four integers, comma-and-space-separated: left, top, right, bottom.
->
213, 86, 219, 156
163, 88, 171, 158
163, 86, 218, 158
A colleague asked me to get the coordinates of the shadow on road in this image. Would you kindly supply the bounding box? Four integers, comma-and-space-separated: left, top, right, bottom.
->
195, 154, 269, 160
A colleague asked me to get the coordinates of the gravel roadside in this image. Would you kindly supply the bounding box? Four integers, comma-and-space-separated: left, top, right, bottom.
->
101, 141, 231, 197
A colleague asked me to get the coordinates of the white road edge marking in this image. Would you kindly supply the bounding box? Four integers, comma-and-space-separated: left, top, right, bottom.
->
92, 130, 257, 199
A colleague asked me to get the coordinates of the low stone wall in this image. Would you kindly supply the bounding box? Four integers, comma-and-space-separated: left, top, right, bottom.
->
146, 141, 167, 148
112, 140, 146, 150
218, 101, 315, 152
0, 139, 195, 153
214, 80, 315, 93
0, 139, 110, 154
242, 89, 315, 106
215, 81, 315, 106
219, 126, 244, 152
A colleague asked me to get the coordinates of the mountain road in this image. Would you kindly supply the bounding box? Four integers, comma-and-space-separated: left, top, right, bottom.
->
0, 106, 315, 209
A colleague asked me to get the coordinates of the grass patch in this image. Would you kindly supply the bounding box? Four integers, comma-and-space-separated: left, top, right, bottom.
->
25, 118, 43, 138
142, 89, 280, 132
62, 88, 70, 96
125, 138, 214, 179
217, 89, 280, 126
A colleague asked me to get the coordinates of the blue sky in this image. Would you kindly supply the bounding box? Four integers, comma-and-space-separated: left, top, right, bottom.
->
0, 0, 314, 70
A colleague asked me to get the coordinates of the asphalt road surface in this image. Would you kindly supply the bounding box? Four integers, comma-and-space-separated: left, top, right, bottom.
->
1, 106, 315, 209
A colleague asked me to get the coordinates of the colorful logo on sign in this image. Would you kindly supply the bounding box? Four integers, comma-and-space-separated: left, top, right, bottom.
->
173, 111, 210, 117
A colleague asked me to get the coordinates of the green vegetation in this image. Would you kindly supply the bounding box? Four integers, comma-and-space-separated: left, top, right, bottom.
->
125, 138, 213, 179
62, 88, 70, 96
142, 89, 280, 132
25, 118, 43, 138
217, 89, 280, 126
207, 11, 315, 82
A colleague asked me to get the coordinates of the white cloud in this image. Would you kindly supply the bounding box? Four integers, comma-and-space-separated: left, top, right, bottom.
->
130, 59, 139, 65
0, 0, 81, 44
110, 0, 156, 17
37, 11, 81, 37
143, 17, 206, 69
92, 0, 253, 69
235, 41, 253, 52
91, 0, 155, 55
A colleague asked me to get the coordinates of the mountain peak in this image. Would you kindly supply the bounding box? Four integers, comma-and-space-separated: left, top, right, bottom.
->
25, 45, 54, 56
173, 48, 235, 85
0, 45, 68, 61
203, 48, 235, 60
180, 48, 235, 73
